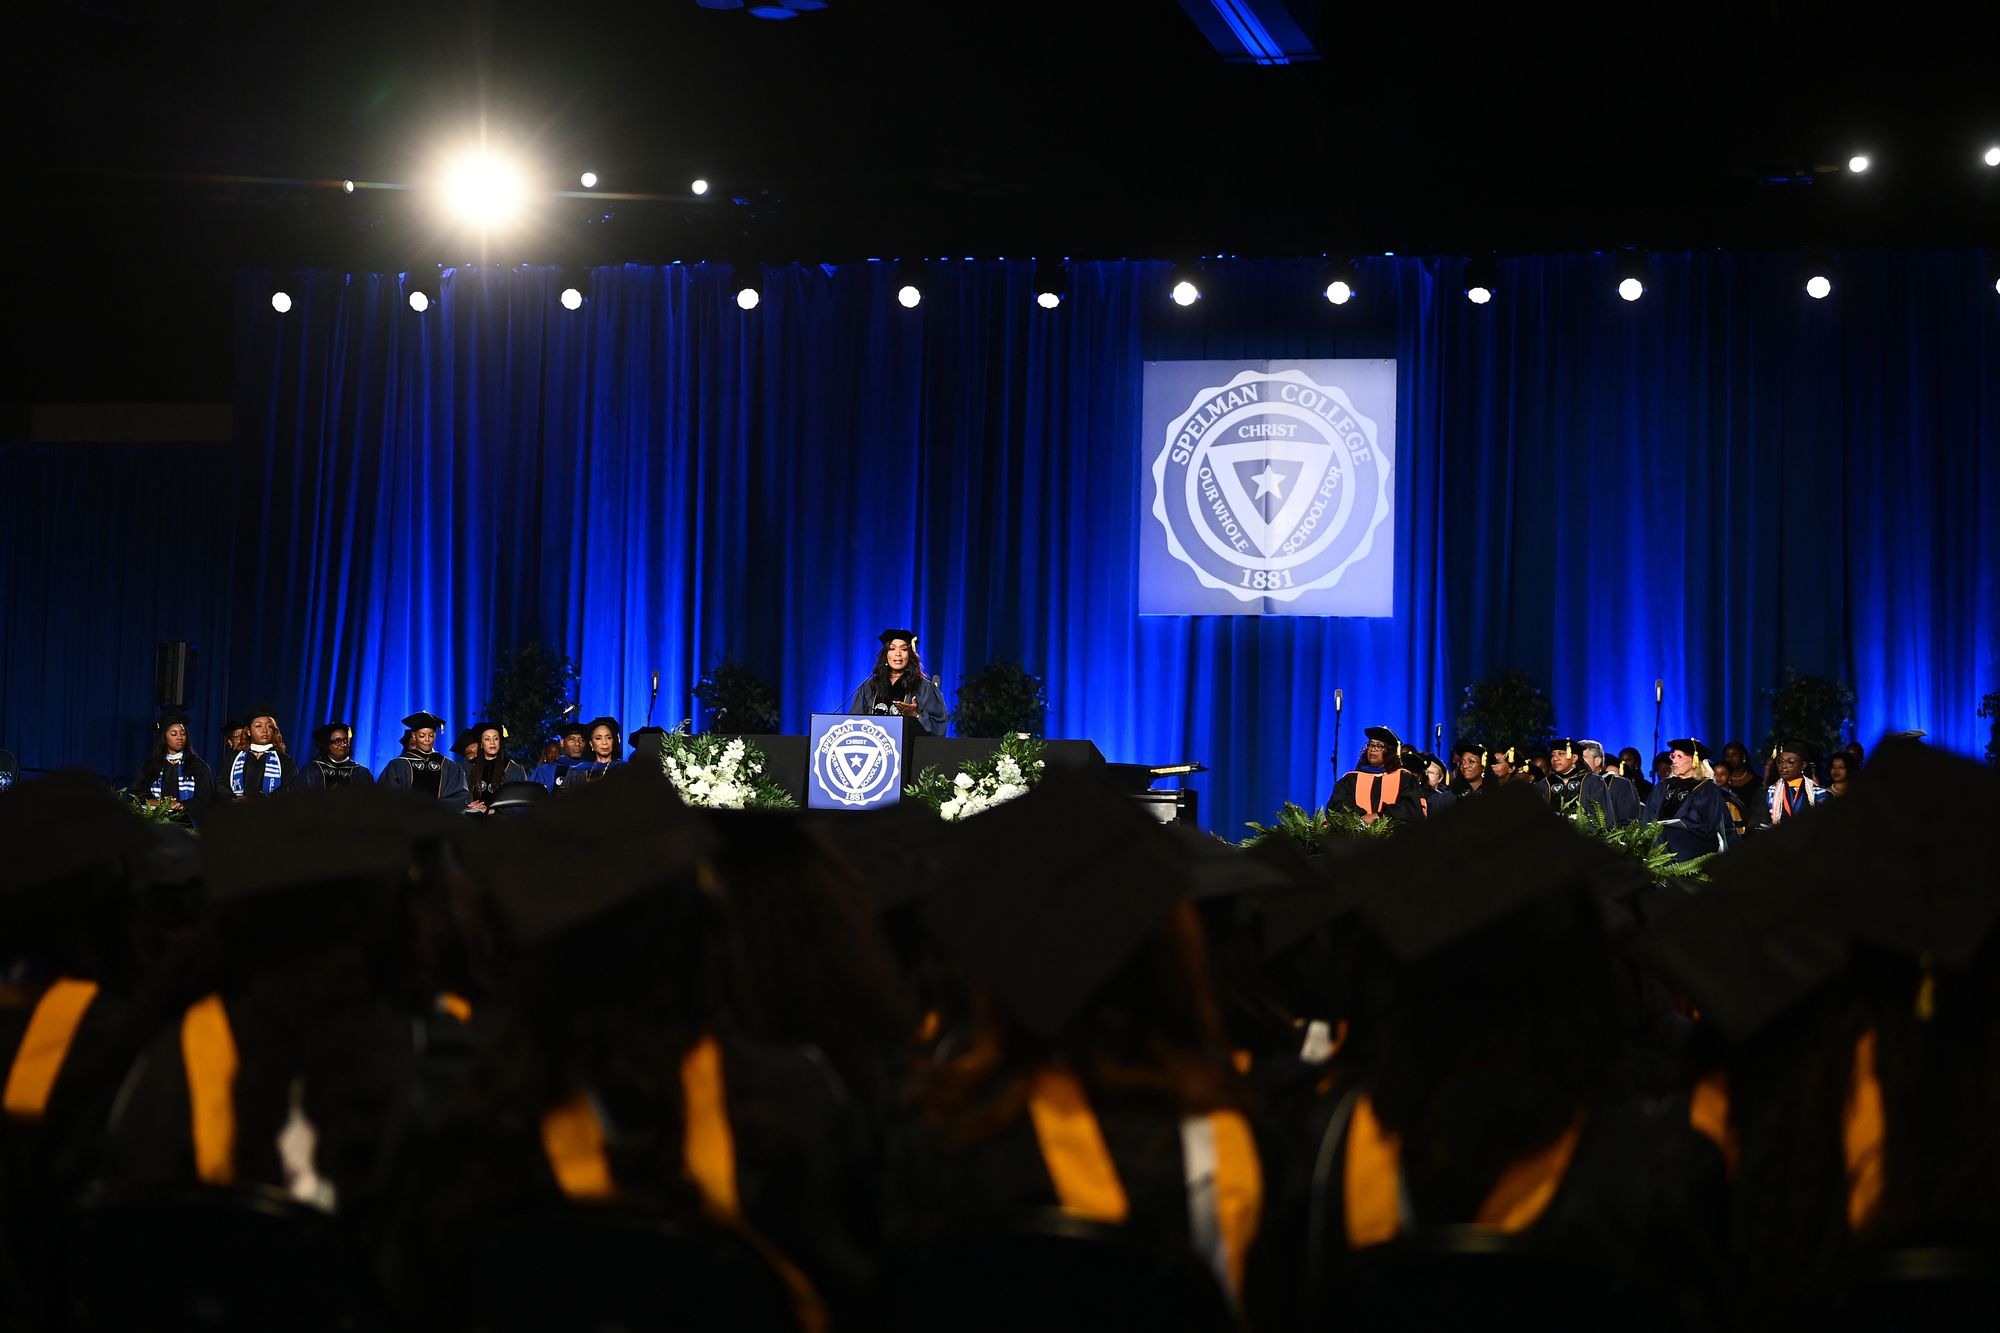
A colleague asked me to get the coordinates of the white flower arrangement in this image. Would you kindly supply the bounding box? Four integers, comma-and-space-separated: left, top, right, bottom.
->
907, 733, 1046, 821
657, 732, 795, 809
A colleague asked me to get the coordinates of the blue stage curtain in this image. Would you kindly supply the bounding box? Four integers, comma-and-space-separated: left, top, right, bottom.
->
3, 254, 1994, 834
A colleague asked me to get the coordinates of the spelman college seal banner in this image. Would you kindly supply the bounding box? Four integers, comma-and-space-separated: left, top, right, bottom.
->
1141, 360, 1396, 616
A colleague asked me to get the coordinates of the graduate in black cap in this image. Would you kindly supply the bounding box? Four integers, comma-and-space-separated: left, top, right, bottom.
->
1765, 737, 1830, 824
1326, 727, 1422, 826
463, 723, 527, 814
97, 787, 445, 1242
1641, 738, 1733, 862
1535, 738, 1617, 823
379, 711, 470, 811
130, 709, 213, 819
392, 767, 867, 1331
845, 628, 946, 737
214, 704, 298, 800
530, 717, 591, 792
1251, 790, 1724, 1329
891, 767, 1264, 1307
300, 721, 375, 790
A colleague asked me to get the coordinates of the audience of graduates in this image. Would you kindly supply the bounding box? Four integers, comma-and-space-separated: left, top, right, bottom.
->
3, 735, 1997, 1330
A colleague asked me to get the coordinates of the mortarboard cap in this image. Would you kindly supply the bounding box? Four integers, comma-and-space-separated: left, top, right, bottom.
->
402, 711, 446, 733
584, 716, 622, 742
1348, 786, 1619, 963
479, 765, 710, 947
560, 717, 588, 739
1666, 738, 1709, 760
1776, 737, 1822, 765
242, 703, 280, 726
155, 709, 193, 734
199, 784, 417, 903
1362, 726, 1401, 750
805, 802, 955, 912
452, 727, 483, 753
1448, 739, 1481, 761
311, 721, 354, 751
1551, 738, 1579, 758
1487, 745, 1517, 766
922, 767, 1190, 1039
879, 628, 919, 647
0, 773, 148, 904
1168, 826, 1297, 904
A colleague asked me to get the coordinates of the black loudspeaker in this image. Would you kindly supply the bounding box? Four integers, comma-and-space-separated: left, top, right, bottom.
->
155, 641, 196, 708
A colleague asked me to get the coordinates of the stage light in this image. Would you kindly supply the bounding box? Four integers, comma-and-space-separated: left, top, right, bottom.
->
1033, 257, 1067, 309
406, 265, 439, 314
1847, 154, 1870, 174
580, 171, 598, 189
341, 179, 355, 194
1170, 279, 1199, 306
270, 291, 292, 313
1618, 277, 1644, 302
1464, 256, 1498, 305
737, 286, 761, 310
898, 284, 922, 308
1806, 274, 1832, 299
1985, 146, 2000, 167
1325, 280, 1353, 305
1466, 285, 1493, 304
441, 153, 526, 228
691, 178, 710, 196
409, 291, 431, 313
560, 287, 583, 310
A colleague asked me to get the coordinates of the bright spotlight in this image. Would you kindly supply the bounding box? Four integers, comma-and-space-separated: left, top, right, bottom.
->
1617, 277, 1644, 302
1466, 285, 1493, 305
1847, 154, 1870, 174
409, 290, 431, 313
340, 179, 355, 194
579, 171, 598, 189
1325, 280, 1353, 305
1171, 279, 1200, 306
897, 284, 922, 309
1985, 146, 2000, 167
1806, 274, 1832, 300
691, 178, 710, 196
736, 287, 761, 311
441, 154, 526, 228
270, 291, 293, 313
1036, 291, 1062, 310
560, 287, 583, 311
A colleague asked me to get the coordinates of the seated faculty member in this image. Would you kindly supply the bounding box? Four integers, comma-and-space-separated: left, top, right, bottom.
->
845, 628, 947, 737
300, 721, 374, 790
463, 723, 527, 814
530, 719, 592, 792
380, 711, 470, 811
216, 705, 297, 801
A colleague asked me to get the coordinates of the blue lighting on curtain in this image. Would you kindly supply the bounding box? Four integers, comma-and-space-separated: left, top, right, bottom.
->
2, 253, 1994, 836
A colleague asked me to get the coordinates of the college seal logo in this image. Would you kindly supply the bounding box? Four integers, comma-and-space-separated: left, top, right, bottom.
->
812, 718, 903, 807
1150, 367, 1392, 603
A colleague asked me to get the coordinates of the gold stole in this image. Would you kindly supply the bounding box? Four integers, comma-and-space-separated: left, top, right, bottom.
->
3, 978, 101, 1121
1025, 1068, 1262, 1297
538, 1036, 826, 1333
1343, 1093, 1583, 1247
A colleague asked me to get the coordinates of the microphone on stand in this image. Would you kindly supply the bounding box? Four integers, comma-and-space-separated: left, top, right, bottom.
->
646, 671, 660, 726
1653, 679, 1664, 761
1331, 688, 1343, 770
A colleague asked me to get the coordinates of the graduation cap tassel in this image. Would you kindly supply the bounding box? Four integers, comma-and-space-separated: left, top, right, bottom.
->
1915, 950, 1937, 1022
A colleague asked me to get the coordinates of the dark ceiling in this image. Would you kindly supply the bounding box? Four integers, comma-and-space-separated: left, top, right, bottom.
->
9, 1, 1999, 400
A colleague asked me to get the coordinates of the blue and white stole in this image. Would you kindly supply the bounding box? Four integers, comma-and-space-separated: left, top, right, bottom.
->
151, 755, 198, 801
228, 747, 284, 797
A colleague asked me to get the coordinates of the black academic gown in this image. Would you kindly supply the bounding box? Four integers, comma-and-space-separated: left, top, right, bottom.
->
299, 758, 377, 790
379, 749, 470, 811
845, 675, 948, 737
1642, 778, 1733, 862
1327, 767, 1424, 825
388, 1033, 872, 1328
212, 747, 298, 800
462, 756, 528, 808
131, 753, 215, 819
1599, 772, 1643, 826
1718, 777, 1770, 838
1247, 1088, 1725, 1331
1536, 767, 1615, 822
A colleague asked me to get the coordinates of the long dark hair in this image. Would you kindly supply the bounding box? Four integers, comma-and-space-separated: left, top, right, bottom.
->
145, 721, 202, 768
869, 641, 930, 707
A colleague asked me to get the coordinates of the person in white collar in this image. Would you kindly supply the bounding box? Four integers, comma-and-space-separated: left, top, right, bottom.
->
216, 705, 298, 801
133, 708, 214, 818
1766, 737, 1831, 823
379, 710, 470, 811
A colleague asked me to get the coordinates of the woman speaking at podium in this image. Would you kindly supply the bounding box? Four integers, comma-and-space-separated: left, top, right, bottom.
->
845, 627, 947, 736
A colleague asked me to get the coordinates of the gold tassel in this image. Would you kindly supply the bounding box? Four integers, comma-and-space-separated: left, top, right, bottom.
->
1915, 951, 1937, 1022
